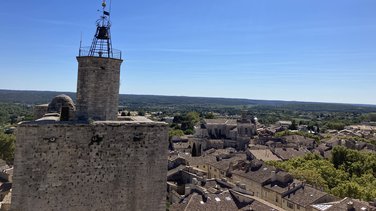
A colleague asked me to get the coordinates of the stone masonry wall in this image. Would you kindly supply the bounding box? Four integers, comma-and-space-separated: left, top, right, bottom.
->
75, 57, 122, 121
11, 121, 168, 211
33, 104, 48, 120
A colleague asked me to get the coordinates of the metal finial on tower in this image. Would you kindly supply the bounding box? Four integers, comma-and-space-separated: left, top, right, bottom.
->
78, 0, 121, 59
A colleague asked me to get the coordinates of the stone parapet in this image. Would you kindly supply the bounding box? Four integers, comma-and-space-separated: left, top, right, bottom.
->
11, 121, 168, 211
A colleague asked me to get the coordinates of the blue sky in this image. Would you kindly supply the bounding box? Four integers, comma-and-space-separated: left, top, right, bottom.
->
1, 1, 375, 104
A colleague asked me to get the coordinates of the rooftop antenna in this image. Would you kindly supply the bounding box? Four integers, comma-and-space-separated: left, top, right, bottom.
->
109, 0, 112, 21
80, 32, 82, 48
79, 32, 83, 55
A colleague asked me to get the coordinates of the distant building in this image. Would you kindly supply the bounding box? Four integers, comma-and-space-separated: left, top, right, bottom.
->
162, 116, 174, 124
284, 135, 316, 148
277, 121, 292, 128
194, 112, 257, 150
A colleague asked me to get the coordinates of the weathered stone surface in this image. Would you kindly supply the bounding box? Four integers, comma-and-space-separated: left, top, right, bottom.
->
75, 57, 123, 121
11, 121, 168, 211
33, 104, 49, 120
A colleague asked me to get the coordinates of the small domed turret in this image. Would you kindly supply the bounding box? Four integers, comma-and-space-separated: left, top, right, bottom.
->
47, 94, 76, 121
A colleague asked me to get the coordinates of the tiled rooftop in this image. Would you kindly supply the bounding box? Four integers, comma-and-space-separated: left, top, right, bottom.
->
249, 149, 281, 161
204, 119, 237, 125
232, 164, 276, 184
312, 197, 375, 211
273, 147, 307, 160
284, 185, 328, 207
181, 191, 238, 211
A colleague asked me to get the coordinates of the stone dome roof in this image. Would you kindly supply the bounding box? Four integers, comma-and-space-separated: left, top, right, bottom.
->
47, 94, 76, 113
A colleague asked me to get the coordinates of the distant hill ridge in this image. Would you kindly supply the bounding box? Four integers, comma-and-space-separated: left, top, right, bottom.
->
0, 89, 375, 112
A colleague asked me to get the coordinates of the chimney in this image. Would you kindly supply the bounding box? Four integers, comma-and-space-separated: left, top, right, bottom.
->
192, 178, 198, 185
292, 183, 296, 195
226, 162, 234, 177
239, 183, 246, 190
228, 162, 234, 172
347, 201, 355, 211
271, 170, 277, 183
202, 194, 208, 203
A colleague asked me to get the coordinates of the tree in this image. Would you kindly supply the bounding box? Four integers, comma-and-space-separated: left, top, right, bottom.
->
288, 120, 298, 130
177, 112, 200, 132
367, 113, 376, 122
186, 112, 200, 124
331, 146, 348, 168
205, 112, 215, 119
168, 129, 185, 138
184, 129, 194, 135
326, 122, 345, 130
331, 181, 363, 199
267, 150, 376, 201
173, 115, 184, 124
137, 111, 145, 116
9, 115, 18, 124
0, 132, 15, 164
332, 146, 376, 177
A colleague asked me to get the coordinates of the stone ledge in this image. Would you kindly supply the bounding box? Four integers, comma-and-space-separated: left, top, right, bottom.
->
18, 120, 167, 127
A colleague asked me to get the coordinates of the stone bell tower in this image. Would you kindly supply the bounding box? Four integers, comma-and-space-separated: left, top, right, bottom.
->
11, 1, 168, 211
76, 0, 123, 121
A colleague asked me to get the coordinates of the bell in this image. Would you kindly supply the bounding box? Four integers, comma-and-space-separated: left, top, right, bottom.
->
96, 27, 109, 40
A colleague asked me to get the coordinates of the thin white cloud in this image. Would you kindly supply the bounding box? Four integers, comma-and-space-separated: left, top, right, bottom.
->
30, 18, 86, 27
127, 48, 212, 53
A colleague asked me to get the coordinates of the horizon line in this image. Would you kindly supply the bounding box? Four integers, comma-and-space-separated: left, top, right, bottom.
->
0, 88, 375, 107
